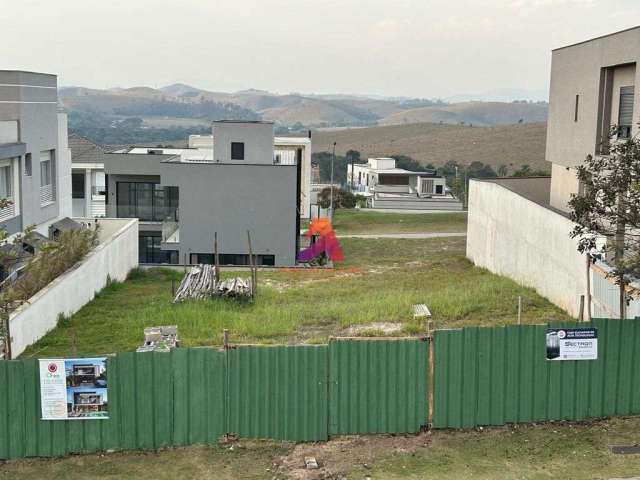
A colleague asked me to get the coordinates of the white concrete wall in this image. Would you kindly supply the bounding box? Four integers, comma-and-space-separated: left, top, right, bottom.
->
56, 112, 73, 219
212, 121, 274, 165
9, 218, 138, 357
466, 179, 586, 317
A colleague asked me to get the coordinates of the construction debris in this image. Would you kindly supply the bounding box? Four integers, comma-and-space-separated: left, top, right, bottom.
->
304, 457, 319, 470
413, 304, 432, 318
137, 325, 179, 352
173, 264, 217, 302
173, 264, 253, 302
216, 277, 252, 297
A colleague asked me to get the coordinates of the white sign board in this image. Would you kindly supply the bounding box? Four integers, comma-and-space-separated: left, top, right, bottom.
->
546, 328, 598, 361
39, 358, 109, 420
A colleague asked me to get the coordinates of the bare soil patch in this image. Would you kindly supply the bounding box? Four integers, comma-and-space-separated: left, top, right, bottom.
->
278, 433, 431, 479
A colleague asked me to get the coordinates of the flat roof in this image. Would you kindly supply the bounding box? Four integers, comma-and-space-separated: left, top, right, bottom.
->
213, 120, 274, 124
0, 69, 56, 77
553, 25, 640, 51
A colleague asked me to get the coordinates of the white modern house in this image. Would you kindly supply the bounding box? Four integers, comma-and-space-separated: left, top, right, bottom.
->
0, 70, 72, 237
349, 157, 462, 211
466, 26, 640, 318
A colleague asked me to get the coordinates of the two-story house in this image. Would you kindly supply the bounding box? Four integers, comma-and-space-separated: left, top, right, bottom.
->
0, 70, 71, 237
104, 120, 301, 266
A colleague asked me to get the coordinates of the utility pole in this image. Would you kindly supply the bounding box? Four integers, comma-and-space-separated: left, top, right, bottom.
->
330, 142, 336, 220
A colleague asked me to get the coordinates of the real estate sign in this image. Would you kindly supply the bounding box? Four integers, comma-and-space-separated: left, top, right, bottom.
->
39, 357, 109, 420
545, 328, 598, 361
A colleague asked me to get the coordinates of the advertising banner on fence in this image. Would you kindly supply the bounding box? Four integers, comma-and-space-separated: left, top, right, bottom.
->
545, 328, 598, 361
39, 358, 109, 420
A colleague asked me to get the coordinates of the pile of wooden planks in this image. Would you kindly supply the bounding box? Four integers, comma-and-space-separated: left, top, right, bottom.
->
173, 264, 253, 302
173, 264, 217, 302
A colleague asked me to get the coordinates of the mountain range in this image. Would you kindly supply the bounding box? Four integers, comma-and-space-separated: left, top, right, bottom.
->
59, 83, 548, 129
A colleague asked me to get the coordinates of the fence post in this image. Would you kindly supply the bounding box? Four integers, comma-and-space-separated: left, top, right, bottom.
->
517, 296, 522, 325
427, 320, 434, 427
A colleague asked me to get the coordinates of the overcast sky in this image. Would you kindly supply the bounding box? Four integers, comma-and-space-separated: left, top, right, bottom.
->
1, 0, 638, 99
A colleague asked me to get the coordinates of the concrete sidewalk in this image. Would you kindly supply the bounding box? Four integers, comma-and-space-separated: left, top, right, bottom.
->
336, 232, 467, 239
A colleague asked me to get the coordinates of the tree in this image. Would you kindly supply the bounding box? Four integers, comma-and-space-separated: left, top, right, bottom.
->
568, 131, 640, 319
317, 187, 355, 209
345, 149, 361, 164
498, 164, 509, 177
312, 152, 348, 185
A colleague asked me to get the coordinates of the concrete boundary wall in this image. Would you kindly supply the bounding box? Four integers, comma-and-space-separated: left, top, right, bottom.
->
466, 179, 585, 317
9, 218, 138, 356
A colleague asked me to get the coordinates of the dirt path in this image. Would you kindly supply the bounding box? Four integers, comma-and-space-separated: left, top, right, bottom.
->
336, 232, 466, 239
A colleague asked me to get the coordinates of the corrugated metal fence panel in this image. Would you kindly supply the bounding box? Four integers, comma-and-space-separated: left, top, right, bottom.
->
433, 319, 640, 429
0, 348, 226, 460
328, 338, 428, 435
227, 345, 328, 442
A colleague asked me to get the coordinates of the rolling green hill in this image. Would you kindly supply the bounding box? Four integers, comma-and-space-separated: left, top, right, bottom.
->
312, 122, 548, 172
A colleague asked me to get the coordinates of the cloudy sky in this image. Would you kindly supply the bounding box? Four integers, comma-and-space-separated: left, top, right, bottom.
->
1, 0, 638, 99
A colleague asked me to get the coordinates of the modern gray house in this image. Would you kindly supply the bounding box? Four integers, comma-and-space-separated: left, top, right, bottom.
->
104, 120, 301, 266
0, 70, 71, 237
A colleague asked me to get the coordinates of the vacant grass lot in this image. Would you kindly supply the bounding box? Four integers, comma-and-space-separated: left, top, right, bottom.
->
331, 209, 467, 234
2, 418, 639, 479
22, 236, 570, 358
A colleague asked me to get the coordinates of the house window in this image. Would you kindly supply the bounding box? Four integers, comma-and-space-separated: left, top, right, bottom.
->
231, 142, 245, 160
24, 153, 32, 176
138, 233, 178, 264
421, 179, 434, 194
574, 94, 579, 122
0, 162, 13, 200
116, 182, 178, 222
435, 184, 443, 194
0, 159, 16, 222
72, 172, 85, 199
40, 150, 55, 205
618, 86, 634, 139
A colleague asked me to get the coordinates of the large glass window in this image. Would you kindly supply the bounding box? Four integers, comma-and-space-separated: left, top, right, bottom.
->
117, 182, 178, 221
138, 233, 178, 264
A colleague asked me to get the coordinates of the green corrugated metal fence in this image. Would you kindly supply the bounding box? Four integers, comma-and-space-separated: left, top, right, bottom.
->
228, 345, 329, 441
433, 318, 640, 428
328, 338, 428, 434
0, 348, 226, 460
8, 320, 639, 460
0, 339, 428, 459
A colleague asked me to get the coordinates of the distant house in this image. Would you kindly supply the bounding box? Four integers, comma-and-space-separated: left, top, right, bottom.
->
68, 134, 107, 218
348, 158, 462, 211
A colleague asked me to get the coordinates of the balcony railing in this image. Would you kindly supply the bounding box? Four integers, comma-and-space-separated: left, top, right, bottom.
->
162, 220, 179, 243
0, 201, 15, 222
116, 205, 178, 223
92, 186, 106, 196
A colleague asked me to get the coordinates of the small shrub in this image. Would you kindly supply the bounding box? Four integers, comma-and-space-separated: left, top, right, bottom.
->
0, 227, 99, 312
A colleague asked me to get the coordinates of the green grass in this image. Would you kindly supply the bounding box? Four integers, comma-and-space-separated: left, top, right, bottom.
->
352, 418, 640, 479
331, 209, 467, 234
0, 441, 288, 480
2, 419, 640, 479
21, 237, 571, 358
